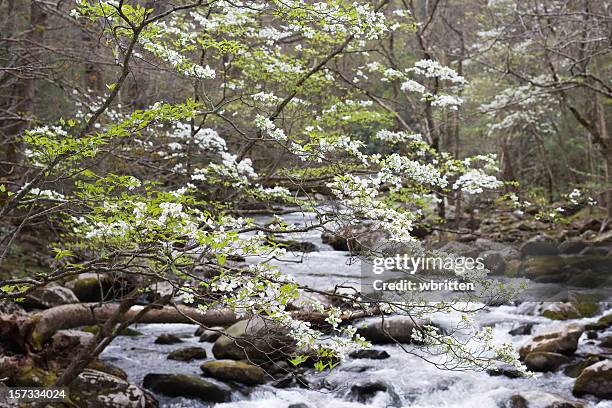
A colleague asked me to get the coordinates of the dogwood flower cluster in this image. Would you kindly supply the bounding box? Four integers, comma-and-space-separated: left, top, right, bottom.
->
365, 59, 466, 110
328, 175, 416, 242
453, 169, 503, 194
481, 84, 559, 137
375, 130, 423, 144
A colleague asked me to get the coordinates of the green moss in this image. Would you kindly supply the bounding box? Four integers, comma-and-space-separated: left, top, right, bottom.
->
504, 259, 521, 277
574, 302, 599, 318
73, 277, 99, 292
87, 360, 128, 380
16, 366, 57, 387
542, 309, 580, 320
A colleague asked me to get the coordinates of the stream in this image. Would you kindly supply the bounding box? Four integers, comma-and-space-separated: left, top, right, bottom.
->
101, 211, 612, 408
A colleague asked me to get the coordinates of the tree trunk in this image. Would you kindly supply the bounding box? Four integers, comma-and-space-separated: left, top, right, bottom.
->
1, 2, 46, 180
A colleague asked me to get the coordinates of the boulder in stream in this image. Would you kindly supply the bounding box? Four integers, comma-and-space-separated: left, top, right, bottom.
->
519, 324, 584, 358
167, 346, 207, 362
509, 322, 534, 336
71, 369, 157, 408
321, 222, 389, 253
348, 349, 390, 360
198, 326, 224, 342
23, 282, 79, 309
355, 316, 430, 344
143, 373, 231, 403
154, 333, 183, 345
505, 392, 583, 408
349, 380, 400, 405
520, 236, 559, 259
523, 351, 570, 372
212, 317, 296, 362
558, 238, 589, 255
563, 354, 605, 378
266, 237, 318, 252
572, 359, 612, 399
200, 360, 266, 385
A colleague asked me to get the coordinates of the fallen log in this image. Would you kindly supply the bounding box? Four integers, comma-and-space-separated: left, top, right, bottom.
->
25, 303, 238, 350
0, 301, 370, 354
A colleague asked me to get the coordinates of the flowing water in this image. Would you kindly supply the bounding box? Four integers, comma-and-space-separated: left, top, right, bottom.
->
101, 211, 612, 408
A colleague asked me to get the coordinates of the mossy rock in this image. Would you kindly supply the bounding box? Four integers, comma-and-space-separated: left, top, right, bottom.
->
541, 301, 600, 320
504, 259, 521, 278
154, 333, 183, 344
519, 256, 565, 278
523, 351, 570, 372
15, 365, 57, 387
167, 346, 207, 362
519, 255, 612, 287
212, 317, 296, 363
70, 369, 156, 407
200, 360, 266, 385
584, 313, 612, 331
573, 302, 599, 318
563, 355, 605, 378
87, 359, 128, 380
573, 360, 612, 399
143, 373, 231, 403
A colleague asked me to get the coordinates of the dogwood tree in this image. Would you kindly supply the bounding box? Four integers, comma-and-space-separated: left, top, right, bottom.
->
0, 0, 524, 387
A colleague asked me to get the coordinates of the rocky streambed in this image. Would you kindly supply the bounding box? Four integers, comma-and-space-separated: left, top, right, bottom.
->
3, 210, 612, 407
95, 211, 612, 408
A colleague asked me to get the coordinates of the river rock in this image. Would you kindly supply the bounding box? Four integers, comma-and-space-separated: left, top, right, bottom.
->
487, 364, 525, 379
198, 327, 224, 342
349, 380, 388, 403
321, 222, 389, 253
355, 316, 429, 344
167, 346, 207, 361
504, 394, 528, 408
579, 246, 610, 256
0, 299, 25, 315
585, 313, 612, 331
66, 273, 115, 302
600, 335, 612, 348
349, 380, 399, 404
51, 329, 94, 354
287, 292, 333, 313
559, 238, 589, 255
509, 322, 534, 336
349, 349, 390, 360
438, 241, 479, 258
481, 251, 507, 275
212, 317, 296, 362
519, 324, 584, 358
519, 255, 612, 287
87, 359, 128, 380
541, 303, 581, 320
154, 333, 183, 345
520, 236, 559, 259
523, 352, 570, 372
572, 360, 612, 399
506, 392, 583, 408
143, 373, 230, 403
71, 369, 157, 408
563, 355, 605, 377
200, 360, 266, 385
474, 238, 510, 252
267, 238, 317, 253
23, 283, 79, 309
